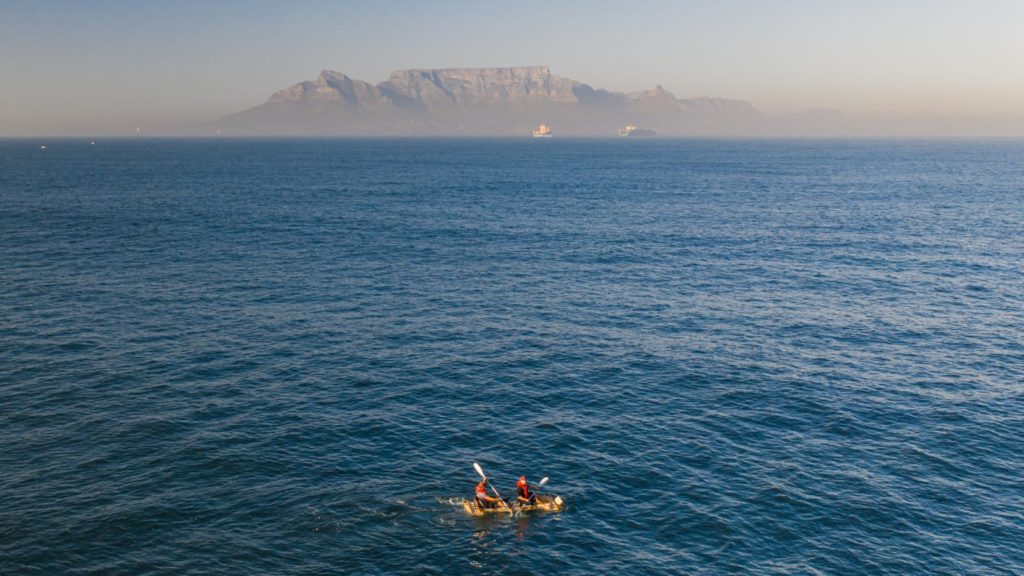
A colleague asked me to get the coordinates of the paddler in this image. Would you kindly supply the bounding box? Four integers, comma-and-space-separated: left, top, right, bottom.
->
515, 475, 537, 505
475, 477, 502, 509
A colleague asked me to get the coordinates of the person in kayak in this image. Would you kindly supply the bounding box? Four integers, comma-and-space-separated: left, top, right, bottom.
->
475, 477, 502, 509
516, 475, 537, 505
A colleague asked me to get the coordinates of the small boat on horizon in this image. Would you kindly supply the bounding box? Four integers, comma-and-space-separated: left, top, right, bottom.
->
618, 124, 656, 137
531, 123, 552, 138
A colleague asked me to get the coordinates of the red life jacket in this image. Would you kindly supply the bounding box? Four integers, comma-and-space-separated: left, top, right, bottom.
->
516, 478, 530, 498
475, 480, 488, 498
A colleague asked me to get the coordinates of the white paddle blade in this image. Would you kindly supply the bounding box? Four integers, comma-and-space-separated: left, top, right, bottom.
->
538, 477, 549, 488
473, 462, 486, 478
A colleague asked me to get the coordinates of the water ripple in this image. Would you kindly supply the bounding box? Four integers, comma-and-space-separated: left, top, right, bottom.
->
1, 139, 1023, 574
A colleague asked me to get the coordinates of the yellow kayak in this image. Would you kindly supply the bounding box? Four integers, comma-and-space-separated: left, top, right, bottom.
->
462, 495, 564, 516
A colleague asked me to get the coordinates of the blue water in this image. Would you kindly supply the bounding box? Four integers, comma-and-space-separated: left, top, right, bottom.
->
1, 138, 1023, 575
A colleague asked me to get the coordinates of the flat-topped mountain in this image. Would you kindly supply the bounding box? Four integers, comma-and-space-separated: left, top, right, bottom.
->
217, 66, 788, 135
381, 66, 579, 106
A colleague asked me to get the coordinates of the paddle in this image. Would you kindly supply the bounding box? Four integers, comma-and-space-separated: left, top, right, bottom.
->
524, 477, 548, 506
473, 462, 515, 514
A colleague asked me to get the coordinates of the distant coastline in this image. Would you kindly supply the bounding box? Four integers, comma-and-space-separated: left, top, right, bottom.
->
215, 66, 841, 137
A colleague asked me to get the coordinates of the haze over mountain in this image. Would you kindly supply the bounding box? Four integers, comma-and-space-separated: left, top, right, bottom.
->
217, 66, 831, 136
3, 2, 1022, 137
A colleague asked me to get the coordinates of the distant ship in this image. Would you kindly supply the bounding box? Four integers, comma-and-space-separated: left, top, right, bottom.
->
618, 125, 656, 137
531, 123, 552, 137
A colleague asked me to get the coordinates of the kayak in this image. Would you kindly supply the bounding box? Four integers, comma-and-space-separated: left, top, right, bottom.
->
462, 495, 564, 516
462, 500, 512, 516
520, 494, 564, 513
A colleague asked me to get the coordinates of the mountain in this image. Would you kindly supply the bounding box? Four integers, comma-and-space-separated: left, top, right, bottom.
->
217, 66, 769, 136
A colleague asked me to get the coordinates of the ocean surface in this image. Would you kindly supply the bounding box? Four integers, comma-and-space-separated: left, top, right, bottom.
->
1, 138, 1023, 575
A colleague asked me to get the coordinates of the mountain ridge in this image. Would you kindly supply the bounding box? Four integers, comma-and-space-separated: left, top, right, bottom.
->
218, 66, 789, 135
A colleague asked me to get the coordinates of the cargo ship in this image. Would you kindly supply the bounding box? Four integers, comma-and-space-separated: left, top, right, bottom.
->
531, 123, 552, 137
618, 125, 656, 137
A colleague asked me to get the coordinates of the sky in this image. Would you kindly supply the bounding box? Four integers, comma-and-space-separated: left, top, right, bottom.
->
1, 0, 1022, 135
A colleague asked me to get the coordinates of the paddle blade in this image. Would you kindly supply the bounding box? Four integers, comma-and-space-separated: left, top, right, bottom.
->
473, 462, 486, 479
538, 477, 549, 488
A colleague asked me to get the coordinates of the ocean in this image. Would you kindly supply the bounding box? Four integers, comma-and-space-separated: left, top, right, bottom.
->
1, 138, 1022, 574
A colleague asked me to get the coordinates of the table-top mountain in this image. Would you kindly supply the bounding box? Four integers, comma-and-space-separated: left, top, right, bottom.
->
218, 66, 785, 135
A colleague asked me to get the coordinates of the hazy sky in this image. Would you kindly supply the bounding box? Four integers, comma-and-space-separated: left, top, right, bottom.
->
1, 0, 1022, 135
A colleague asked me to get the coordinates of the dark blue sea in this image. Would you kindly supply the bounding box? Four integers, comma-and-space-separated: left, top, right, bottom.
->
1, 138, 1023, 575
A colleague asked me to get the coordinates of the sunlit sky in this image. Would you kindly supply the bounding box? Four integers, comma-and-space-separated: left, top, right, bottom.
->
2, 0, 1022, 135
